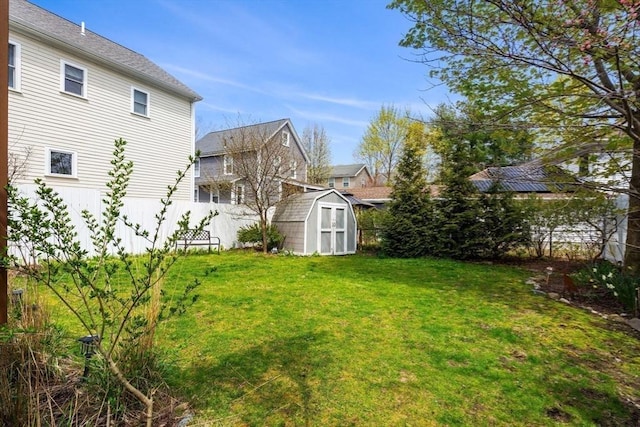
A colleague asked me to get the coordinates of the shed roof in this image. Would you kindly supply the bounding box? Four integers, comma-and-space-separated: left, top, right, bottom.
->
469, 164, 580, 193
9, 0, 201, 101
272, 190, 349, 223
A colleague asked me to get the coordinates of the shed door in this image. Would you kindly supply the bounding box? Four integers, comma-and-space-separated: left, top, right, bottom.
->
319, 205, 346, 255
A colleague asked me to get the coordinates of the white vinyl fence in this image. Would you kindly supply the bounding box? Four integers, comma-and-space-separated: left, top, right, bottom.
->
10, 184, 264, 257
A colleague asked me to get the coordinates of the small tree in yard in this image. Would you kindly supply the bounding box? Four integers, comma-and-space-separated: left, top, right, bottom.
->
6, 138, 216, 426
221, 118, 300, 254
381, 122, 435, 257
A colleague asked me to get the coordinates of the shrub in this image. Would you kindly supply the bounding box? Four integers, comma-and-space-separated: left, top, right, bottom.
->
237, 223, 284, 251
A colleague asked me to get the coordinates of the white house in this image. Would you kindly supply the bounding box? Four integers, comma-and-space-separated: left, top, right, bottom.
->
8, 0, 201, 201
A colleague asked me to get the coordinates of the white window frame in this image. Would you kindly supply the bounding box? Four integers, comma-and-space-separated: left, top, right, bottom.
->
8, 40, 21, 92
211, 189, 220, 203
45, 147, 77, 178
60, 60, 87, 98
223, 155, 233, 175
342, 177, 350, 188
281, 131, 290, 147
194, 158, 200, 178
234, 184, 245, 205
328, 177, 335, 188
290, 160, 297, 179
131, 87, 150, 117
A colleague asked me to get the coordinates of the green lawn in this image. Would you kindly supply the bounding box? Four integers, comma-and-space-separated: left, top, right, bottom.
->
149, 251, 640, 426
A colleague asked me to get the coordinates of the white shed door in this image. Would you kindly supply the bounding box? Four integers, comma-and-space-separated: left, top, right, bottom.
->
319, 205, 346, 255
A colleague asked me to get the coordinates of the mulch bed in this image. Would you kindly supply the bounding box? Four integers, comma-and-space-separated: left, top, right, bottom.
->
499, 257, 633, 317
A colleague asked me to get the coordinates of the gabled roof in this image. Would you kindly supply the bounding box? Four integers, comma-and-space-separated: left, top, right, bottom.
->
469, 163, 581, 193
196, 118, 309, 162
9, 0, 201, 101
273, 189, 350, 223
330, 164, 369, 178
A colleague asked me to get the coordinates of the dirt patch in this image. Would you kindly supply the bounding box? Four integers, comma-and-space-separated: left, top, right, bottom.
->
546, 406, 572, 422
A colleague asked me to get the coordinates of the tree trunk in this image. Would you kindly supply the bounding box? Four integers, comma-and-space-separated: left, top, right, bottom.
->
261, 213, 268, 254
624, 138, 640, 273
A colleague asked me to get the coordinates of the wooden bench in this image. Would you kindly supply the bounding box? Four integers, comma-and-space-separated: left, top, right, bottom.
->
175, 229, 220, 254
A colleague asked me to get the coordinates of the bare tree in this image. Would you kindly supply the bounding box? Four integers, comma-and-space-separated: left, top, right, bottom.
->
301, 123, 332, 185
195, 114, 215, 142
221, 119, 301, 253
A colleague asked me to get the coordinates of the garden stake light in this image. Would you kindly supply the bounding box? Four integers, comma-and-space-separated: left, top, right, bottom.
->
11, 288, 23, 305
78, 335, 99, 378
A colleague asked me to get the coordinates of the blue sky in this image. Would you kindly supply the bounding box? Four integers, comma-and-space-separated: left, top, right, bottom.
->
32, 0, 453, 165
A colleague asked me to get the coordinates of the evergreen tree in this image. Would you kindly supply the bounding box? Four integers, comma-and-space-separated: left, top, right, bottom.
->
480, 184, 531, 259
381, 122, 434, 257
434, 141, 487, 260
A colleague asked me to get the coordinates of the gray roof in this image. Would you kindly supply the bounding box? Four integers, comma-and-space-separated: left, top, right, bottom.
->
272, 189, 348, 223
330, 164, 368, 178
10, 0, 201, 101
197, 119, 309, 162
469, 164, 580, 193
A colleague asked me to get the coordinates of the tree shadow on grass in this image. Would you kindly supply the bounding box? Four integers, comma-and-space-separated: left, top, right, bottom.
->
178, 331, 331, 426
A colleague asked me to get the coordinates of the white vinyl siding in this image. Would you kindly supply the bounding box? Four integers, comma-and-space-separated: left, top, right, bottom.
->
8, 31, 194, 200
8, 41, 20, 91
131, 87, 149, 117
60, 60, 87, 97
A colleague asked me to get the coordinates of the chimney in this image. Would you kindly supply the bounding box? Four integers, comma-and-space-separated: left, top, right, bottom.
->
80, 21, 85, 36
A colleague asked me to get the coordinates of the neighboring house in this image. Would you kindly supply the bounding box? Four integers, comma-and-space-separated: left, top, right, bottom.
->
469, 163, 582, 196
338, 190, 375, 210
347, 186, 392, 209
328, 164, 372, 189
8, 0, 201, 201
195, 119, 311, 204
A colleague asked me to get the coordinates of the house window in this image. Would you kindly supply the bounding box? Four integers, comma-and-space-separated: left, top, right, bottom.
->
342, 177, 350, 188
61, 61, 87, 97
132, 88, 149, 116
223, 155, 233, 175
194, 187, 199, 202
290, 160, 297, 179
46, 148, 76, 177
8, 41, 20, 91
361, 179, 366, 188
235, 184, 244, 204
194, 158, 200, 177
328, 177, 335, 188
275, 156, 282, 175
211, 190, 219, 203
281, 131, 290, 147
